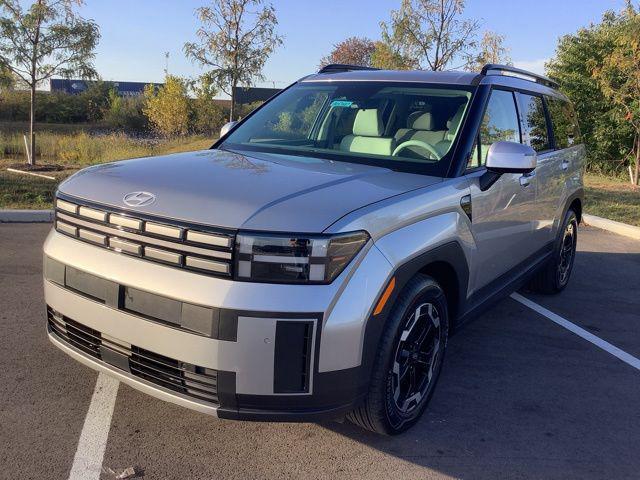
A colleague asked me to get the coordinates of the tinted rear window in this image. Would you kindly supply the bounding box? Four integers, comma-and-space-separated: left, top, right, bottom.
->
546, 96, 582, 149
518, 94, 551, 153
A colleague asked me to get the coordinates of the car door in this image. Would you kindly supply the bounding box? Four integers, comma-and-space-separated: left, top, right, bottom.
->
467, 89, 538, 294
517, 92, 560, 246
539, 95, 583, 243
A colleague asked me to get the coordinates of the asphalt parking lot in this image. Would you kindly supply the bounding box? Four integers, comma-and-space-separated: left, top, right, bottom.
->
1, 223, 639, 480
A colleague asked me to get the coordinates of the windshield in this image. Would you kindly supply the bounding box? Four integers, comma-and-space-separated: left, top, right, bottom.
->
221, 82, 473, 175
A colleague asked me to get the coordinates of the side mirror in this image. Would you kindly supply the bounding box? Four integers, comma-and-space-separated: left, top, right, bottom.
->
480, 141, 537, 191
220, 121, 238, 138
486, 141, 537, 174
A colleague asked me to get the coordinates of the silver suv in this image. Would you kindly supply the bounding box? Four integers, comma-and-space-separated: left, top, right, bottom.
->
43, 64, 585, 434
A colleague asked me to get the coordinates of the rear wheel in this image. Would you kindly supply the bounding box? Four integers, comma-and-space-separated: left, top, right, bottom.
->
528, 209, 578, 294
347, 275, 449, 435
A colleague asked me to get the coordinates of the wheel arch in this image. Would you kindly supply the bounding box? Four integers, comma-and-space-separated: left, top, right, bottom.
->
418, 261, 461, 325
569, 197, 582, 224
359, 241, 469, 387
563, 187, 584, 225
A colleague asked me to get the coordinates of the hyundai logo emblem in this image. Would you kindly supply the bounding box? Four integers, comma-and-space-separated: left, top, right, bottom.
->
123, 191, 156, 207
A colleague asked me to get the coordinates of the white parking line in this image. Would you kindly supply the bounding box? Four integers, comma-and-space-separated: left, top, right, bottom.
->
68, 373, 120, 480
511, 292, 640, 371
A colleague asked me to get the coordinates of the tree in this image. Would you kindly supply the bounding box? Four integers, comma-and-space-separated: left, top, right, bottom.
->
184, 0, 282, 121
80, 80, 112, 122
591, 3, 640, 185
547, 8, 635, 175
0, 0, 99, 165
468, 31, 511, 71
381, 0, 479, 71
0, 63, 13, 89
319, 36, 376, 68
143, 75, 191, 137
189, 75, 227, 135
371, 40, 417, 70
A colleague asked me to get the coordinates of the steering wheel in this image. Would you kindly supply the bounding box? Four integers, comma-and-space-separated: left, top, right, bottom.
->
392, 140, 442, 160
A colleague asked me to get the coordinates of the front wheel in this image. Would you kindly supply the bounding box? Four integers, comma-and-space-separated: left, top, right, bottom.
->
347, 275, 449, 435
528, 209, 578, 294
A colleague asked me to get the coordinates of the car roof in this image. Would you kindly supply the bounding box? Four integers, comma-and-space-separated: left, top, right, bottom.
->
300, 67, 567, 100
301, 69, 480, 86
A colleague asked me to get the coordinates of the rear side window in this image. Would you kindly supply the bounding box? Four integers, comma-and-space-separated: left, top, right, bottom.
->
518, 94, 551, 152
472, 89, 520, 167
546, 96, 582, 149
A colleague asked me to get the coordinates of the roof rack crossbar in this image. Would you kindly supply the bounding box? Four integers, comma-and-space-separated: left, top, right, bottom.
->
481, 64, 558, 89
318, 64, 380, 74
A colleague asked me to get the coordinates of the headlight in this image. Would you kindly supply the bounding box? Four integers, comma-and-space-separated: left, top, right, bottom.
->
235, 231, 369, 284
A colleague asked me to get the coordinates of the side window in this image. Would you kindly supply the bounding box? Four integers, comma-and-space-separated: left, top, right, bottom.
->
519, 94, 551, 152
475, 89, 520, 167
547, 96, 581, 149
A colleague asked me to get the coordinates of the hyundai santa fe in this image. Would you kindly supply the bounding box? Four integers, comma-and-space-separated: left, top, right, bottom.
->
43, 63, 585, 434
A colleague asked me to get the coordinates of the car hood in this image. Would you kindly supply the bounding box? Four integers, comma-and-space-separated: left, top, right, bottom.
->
58, 148, 442, 232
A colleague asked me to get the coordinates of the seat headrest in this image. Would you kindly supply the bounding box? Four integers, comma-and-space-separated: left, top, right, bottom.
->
411, 112, 434, 130
444, 104, 466, 141
447, 104, 465, 129
353, 109, 383, 137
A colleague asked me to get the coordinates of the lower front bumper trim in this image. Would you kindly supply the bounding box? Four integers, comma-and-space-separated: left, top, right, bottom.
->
47, 330, 220, 417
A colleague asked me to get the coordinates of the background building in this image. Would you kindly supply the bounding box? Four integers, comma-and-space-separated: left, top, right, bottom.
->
50, 79, 163, 96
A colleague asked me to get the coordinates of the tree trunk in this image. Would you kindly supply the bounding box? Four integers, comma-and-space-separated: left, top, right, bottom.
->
230, 81, 236, 122
635, 134, 640, 186
29, 84, 36, 166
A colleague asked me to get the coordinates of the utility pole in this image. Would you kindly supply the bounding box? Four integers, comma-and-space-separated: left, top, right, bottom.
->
164, 52, 170, 76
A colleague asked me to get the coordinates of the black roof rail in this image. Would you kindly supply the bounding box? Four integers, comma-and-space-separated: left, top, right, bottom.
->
481, 63, 558, 89
318, 63, 380, 74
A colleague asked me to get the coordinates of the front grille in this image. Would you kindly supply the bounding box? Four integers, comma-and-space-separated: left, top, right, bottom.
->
130, 347, 218, 403
48, 309, 102, 358
47, 307, 219, 405
54, 197, 235, 278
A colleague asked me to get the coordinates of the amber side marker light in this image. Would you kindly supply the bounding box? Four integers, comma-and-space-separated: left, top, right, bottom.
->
373, 277, 396, 316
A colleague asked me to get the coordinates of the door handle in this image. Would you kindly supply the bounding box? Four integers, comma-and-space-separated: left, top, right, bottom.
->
561, 160, 570, 170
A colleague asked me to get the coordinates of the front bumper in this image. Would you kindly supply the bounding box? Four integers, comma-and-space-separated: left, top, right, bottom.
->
43, 229, 393, 421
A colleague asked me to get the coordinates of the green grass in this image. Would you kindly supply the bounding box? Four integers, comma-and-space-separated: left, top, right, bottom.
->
1, 130, 213, 167
0, 121, 102, 135
1, 131, 215, 209
0, 171, 58, 209
584, 173, 640, 227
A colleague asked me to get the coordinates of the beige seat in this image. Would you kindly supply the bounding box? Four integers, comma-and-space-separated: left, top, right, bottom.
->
435, 104, 466, 155
393, 112, 447, 146
340, 109, 394, 156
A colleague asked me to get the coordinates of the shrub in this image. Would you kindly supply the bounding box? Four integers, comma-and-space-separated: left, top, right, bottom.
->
103, 90, 147, 132
143, 76, 191, 137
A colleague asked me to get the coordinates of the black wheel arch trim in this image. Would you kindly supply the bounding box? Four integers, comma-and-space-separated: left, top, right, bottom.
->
359, 241, 469, 389
563, 187, 584, 224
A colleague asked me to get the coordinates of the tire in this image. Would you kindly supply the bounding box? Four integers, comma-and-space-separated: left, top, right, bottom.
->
347, 275, 449, 435
528, 209, 578, 294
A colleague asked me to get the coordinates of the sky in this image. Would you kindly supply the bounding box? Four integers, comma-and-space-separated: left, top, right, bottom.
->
73, 0, 629, 93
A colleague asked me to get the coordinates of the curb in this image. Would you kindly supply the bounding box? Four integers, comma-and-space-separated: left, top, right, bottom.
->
583, 213, 640, 240
0, 209, 54, 223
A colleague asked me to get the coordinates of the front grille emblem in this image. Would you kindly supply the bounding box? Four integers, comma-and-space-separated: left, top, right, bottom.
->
123, 191, 156, 207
